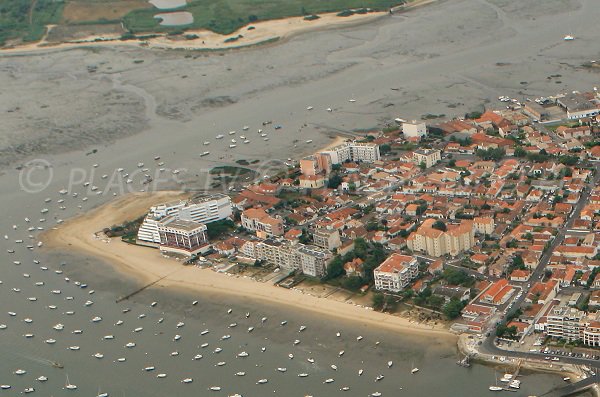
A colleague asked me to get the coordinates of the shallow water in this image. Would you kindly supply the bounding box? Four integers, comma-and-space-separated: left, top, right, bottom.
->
154, 12, 193, 26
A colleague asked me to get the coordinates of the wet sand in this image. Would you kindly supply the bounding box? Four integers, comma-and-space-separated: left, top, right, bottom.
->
1, 0, 599, 169
42, 191, 454, 339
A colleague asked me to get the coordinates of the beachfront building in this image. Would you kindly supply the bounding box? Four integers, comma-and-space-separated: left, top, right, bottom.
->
374, 253, 419, 292
241, 208, 284, 238
297, 245, 332, 278
137, 194, 232, 244
545, 304, 585, 342
253, 240, 331, 276
412, 149, 441, 168
312, 229, 342, 251
581, 313, 600, 347
407, 218, 475, 257
402, 120, 427, 139
157, 217, 209, 257
320, 141, 380, 164
177, 194, 233, 224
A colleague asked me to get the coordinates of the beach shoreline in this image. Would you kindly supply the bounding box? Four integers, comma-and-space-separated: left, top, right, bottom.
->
42, 190, 455, 340
0, 0, 440, 56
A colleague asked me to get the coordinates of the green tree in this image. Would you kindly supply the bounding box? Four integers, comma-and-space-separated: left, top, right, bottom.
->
372, 292, 385, 310
428, 295, 445, 309
325, 256, 345, 280
442, 298, 464, 319
448, 159, 456, 167
380, 144, 392, 155
342, 276, 363, 291
327, 174, 343, 189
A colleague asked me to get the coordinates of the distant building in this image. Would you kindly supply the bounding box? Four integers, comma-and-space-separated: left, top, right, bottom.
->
320, 141, 380, 164
407, 218, 475, 257
312, 229, 342, 251
157, 217, 209, 257
556, 93, 600, 119
473, 216, 495, 235
374, 253, 418, 292
252, 240, 331, 277
402, 120, 427, 139
297, 245, 331, 278
412, 149, 441, 168
241, 208, 284, 238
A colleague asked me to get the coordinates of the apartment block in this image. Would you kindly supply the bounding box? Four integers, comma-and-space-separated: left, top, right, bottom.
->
374, 253, 419, 292
241, 208, 284, 238
312, 229, 342, 251
412, 149, 441, 168
407, 218, 475, 257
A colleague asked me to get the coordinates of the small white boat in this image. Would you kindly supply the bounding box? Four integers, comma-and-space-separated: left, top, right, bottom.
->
117, 358, 126, 362
200, 329, 209, 335
170, 351, 179, 356
229, 144, 237, 148
307, 358, 315, 363
388, 361, 393, 368
237, 351, 249, 358
306, 106, 313, 110
358, 369, 364, 376
125, 342, 136, 348
103, 335, 114, 340
201, 343, 209, 348
371, 393, 382, 397
256, 379, 268, 384
14, 369, 27, 375
156, 374, 167, 379
144, 366, 155, 371
331, 364, 338, 371
299, 325, 307, 332
200, 151, 210, 157
294, 339, 300, 345
134, 327, 143, 333
221, 335, 231, 340
0, 324, 5, 330
336, 332, 341, 337
230, 139, 236, 143
228, 131, 236, 135
24, 387, 35, 393
0, 385, 10, 390
216, 135, 224, 139
216, 361, 226, 367
36, 376, 47, 382
288, 353, 294, 359
357, 336, 363, 341
341, 386, 350, 391
209, 386, 221, 391
181, 378, 193, 384
244, 139, 250, 144
91, 316, 102, 323
277, 367, 287, 373
489, 386, 503, 391
193, 354, 202, 360
247, 326, 254, 333
412, 367, 419, 374
298, 373, 308, 377
261, 317, 267, 323
64, 375, 77, 390
306, 140, 313, 143
68, 346, 80, 351
338, 350, 345, 357
324, 378, 334, 384
564, 34, 575, 41
45, 339, 56, 344
242, 126, 249, 130
214, 348, 223, 353
375, 375, 384, 382
53, 323, 64, 331
93, 353, 104, 359
173, 335, 181, 341
235, 372, 246, 376
229, 323, 237, 328
203, 141, 210, 145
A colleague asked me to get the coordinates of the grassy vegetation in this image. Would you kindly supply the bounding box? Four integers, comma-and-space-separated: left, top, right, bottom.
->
0, 0, 64, 45
123, 0, 405, 35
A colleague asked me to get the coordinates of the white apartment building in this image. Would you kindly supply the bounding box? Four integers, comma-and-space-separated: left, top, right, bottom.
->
546, 305, 584, 342
251, 240, 331, 277
374, 253, 419, 292
297, 245, 331, 278
320, 141, 380, 164
137, 194, 232, 244
413, 149, 441, 168
402, 121, 427, 139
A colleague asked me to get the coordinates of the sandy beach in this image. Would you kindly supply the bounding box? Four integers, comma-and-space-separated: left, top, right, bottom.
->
43, 191, 454, 339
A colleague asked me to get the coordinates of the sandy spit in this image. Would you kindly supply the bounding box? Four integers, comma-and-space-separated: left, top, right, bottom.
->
42, 191, 455, 339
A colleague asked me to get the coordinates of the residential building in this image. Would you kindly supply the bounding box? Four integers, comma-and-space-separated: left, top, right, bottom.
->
241, 208, 284, 238
312, 229, 342, 251
157, 217, 209, 257
407, 218, 475, 257
402, 120, 427, 139
320, 141, 380, 164
581, 313, 600, 347
374, 253, 419, 292
297, 245, 332, 278
556, 93, 600, 119
412, 149, 441, 168
473, 216, 495, 235
546, 304, 585, 342
252, 240, 331, 277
